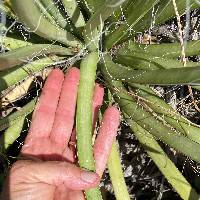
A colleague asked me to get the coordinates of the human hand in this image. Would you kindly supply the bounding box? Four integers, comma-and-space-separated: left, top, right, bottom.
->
1, 67, 120, 200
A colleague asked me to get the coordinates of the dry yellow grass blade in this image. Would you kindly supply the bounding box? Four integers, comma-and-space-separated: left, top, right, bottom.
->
1, 68, 52, 107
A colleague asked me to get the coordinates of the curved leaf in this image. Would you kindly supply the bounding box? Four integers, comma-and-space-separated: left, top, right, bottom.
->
84, 0, 127, 35
0, 116, 25, 151
61, 0, 86, 28
100, 71, 200, 162
0, 98, 36, 131
115, 52, 200, 70
133, 0, 200, 33
10, 0, 83, 48
40, 0, 69, 29
0, 57, 55, 91
105, 0, 159, 49
0, 44, 74, 70
129, 83, 200, 144
126, 117, 200, 200
108, 142, 130, 200
119, 40, 200, 58
103, 55, 200, 85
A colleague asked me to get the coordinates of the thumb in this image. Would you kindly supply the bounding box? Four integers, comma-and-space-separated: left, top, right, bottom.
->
11, 160, 100, 191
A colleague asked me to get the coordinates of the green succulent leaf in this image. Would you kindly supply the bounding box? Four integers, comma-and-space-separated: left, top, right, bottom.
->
0, 98, 36, 131
82, 0, 106, 13
108, 142, 130, 200
0, 116, 26, 151
0, 44, 74, 70
61, 0, 86, 28
76, 52, 102, 200
120, 40, 200, 58
133, 0, 200, 33
40, 0, 82, 39
34, 0, 57, 26
10, 0, 83, 48
103, 55, 200, 85
107, 0, 130, 25
84, 0, 127, 51
40, 0, 69, 29
107, 0, 200, 42
115, 52, 200, 70
105, 0, 160, 49
129, 83, 200, 144
101, 64, 200, 163
0, 57, 55, 92
0, 35, 32, 50
84, 0, 127, 36
155, 0, 199, 25
126, 117, 200, 200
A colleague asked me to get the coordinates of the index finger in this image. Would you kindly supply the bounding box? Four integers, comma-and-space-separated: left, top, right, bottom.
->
24, 69, 64, 144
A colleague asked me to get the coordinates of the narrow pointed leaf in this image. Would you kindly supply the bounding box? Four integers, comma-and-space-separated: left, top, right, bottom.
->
0, 44, 74, 70
103, 55, 200, 85
119, 40, 200, 58
40, 0, 69, 29
125, 117, 200, 200
0, 57, 55, 91
84, 0, 127, 36
0, 116, 25, 151
40, 0, 82, 39
105, 0, 159, 49
101, 64, 200, 163
0, 98, 36, 131
129, 83, 200, 144
108, 142, 130, 200
0, 35, 32, 50
133, 0, 200, 33
107, 0, 130, 26
10, 0, 83, 48
115, 52, 200, 70
62, 0, 86, 28
35, 0, 59, 26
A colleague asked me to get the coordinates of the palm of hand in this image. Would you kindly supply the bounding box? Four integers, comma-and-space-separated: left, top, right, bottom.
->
2, 68, 119, 200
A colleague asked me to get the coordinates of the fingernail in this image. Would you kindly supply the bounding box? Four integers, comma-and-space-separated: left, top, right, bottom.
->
81, 171, 98, 183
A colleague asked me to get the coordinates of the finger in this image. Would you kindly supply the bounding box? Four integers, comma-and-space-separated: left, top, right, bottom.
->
92, 84, 104, 129
12, 160, 100, 191
94, 107, 120, 177
24, 69, 64, 143
50, 67, 80, 147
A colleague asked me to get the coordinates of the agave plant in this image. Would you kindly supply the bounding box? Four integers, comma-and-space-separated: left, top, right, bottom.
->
0, 0, 200, 199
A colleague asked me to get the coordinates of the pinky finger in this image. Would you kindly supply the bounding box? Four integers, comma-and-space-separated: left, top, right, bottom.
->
94, 107, 120, 177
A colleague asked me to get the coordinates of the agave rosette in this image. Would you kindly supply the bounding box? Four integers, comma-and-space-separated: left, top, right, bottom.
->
0, 0, 200, 199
